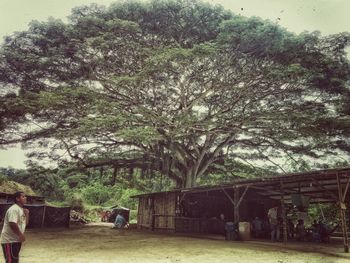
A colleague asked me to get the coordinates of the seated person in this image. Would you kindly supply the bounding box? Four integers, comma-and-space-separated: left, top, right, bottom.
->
113, 213, 129, 229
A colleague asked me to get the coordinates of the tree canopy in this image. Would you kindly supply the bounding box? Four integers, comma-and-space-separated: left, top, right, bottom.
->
1, 0, 350, 187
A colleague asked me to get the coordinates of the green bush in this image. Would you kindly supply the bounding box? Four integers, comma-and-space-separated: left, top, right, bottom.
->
66, 174, 89, 188
81, 182, 113, 205
83, 206, 103, 222
308, 204, 339, 225
117, 188, 139, 209
68, 195, 85, 212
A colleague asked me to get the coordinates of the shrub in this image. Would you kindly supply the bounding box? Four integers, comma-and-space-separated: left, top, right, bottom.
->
81, 182, 112, 205
117, 188, 139, 209
68, 195, 85, 212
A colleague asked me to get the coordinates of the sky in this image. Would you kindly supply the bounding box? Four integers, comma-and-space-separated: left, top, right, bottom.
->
0, 0, 349, 169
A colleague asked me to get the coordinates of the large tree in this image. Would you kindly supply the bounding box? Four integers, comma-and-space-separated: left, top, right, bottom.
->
1, 0, 350, 187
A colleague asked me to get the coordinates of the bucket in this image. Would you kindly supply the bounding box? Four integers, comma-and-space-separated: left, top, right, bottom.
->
239, 222, 251, 241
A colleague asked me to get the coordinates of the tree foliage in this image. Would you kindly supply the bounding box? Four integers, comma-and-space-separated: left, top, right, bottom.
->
1, 0, 350, 187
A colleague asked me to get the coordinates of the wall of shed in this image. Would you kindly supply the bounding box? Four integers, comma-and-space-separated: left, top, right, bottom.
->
137, 192, 177, 231
153, 192, 176, 230
136, 189, 279, 234
137, 196, 152, 229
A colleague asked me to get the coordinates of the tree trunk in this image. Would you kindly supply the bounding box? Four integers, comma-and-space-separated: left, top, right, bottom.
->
128, 167, 133, 180
184, 170, 197, 188
111, 167, 118, 186
99, 167, 104, 183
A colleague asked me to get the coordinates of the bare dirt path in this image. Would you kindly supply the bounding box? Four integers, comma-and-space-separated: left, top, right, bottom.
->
19, 223, 350, 263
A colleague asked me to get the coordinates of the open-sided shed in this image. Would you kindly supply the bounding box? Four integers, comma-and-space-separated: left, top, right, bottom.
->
0, 181, 71, 228
133, 167, 350, 252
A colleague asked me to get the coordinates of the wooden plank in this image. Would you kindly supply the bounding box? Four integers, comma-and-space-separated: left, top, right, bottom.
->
312, 179, 338, 200
236, 186, 249, 208
151, 196, 155, 231
234, 188, 240, 223
41, 205, 46, 228
342, 177, 350, 202
280, 181, 287, 244
150, 193, 177, 230
337, 174, 349, 253
221, 187, 235, 206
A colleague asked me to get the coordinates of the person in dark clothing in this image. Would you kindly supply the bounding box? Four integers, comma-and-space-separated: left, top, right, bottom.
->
225, 222, 238, 240
311, 220, 321, 242
295, 219, 306, 241
287, 219, 295, 239
252, 217, 263, 238
217, 213, 226, 237
318, 221, 330, 243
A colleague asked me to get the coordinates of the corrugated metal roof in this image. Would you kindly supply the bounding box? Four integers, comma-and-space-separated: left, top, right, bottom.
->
131, 167, 350, 198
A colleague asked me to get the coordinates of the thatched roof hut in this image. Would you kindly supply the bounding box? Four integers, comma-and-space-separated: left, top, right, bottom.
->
0, 180, 38, 197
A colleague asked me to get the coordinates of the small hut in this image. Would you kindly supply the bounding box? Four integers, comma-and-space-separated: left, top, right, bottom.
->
0, 180, 45, 204
0, 180, 70, 228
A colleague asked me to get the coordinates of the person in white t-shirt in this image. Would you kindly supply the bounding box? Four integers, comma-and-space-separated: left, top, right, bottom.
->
1, 191, 29, 263
268, 206, 280, 242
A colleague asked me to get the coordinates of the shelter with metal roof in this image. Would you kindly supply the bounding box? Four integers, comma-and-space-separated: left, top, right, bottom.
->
132, 167, 350, 252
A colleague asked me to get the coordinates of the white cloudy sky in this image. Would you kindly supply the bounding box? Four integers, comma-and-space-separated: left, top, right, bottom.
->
0, 0, 349, 168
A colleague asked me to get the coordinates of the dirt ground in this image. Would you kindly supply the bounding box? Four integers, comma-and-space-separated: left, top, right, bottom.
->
18, 223, 350, 263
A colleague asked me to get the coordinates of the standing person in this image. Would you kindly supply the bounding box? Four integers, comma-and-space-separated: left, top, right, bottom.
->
1, 191, 29, 263
268, 206, 280, 242
252, 217, 263, 238
218, 213, 226, 238
311, 220, 321, 242
295, 219, 306, 241
287, 219, 295, 239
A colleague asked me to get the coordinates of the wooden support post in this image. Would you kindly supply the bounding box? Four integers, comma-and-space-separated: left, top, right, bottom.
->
221, 186, 249, 223
342, 178, 350, 202
41, 205, 46, 228
151, 197, 155, 231
137, 200, 140, 230
236, 186, 249, 209
348, 200, 350, 243
222, 188, 235, 206
234, 187, 240, 223
337, 174, 349, 253
280, 181, 288, 244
